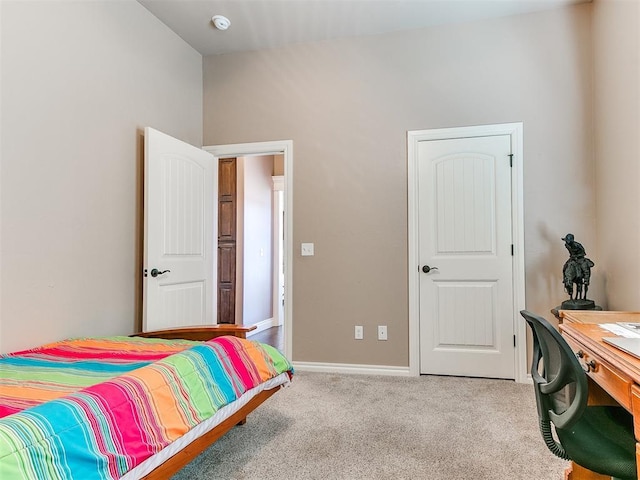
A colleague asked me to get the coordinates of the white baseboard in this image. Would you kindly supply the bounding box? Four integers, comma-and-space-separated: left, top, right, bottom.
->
293, 362, 531, 381
292, 361, 412, 377
245, 317, 279, 337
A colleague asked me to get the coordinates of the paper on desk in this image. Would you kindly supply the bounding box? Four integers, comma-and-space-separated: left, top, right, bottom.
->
600, 323, 640, 338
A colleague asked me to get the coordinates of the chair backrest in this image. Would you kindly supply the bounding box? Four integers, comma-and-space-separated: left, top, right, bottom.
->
520, 310, 588, 460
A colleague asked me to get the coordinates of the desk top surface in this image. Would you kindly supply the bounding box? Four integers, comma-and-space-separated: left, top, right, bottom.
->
560, 320, 640, 384
559, 310, 640, 324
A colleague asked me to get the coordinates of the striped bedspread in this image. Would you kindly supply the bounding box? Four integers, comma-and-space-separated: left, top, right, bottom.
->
0, 335, 293, 479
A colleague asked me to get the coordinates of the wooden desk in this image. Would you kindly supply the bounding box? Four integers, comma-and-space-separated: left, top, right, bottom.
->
559, 311, 640, 480
552, 307, 603, 323
561, 310, 640, 325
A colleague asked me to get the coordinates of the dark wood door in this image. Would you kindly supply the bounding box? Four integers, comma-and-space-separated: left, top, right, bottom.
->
218, 158, 236, 324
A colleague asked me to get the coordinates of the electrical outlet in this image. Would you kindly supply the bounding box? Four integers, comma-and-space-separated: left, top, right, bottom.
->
355, 325, 364, 340
301, 243, 314, 256
378, 325, 388, 341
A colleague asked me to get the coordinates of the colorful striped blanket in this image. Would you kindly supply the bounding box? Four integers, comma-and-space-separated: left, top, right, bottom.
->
0, 335, 293, 479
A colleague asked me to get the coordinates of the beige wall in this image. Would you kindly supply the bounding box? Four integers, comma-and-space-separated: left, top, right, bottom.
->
0, 1, 4, 352
274, 154, 285, 176
3, 1, 624, 370
594, 0, 640, 310
235, 155, 276, 326
0, 1, 203, 353
204, 5, 595, 366
241, 155, 274, 327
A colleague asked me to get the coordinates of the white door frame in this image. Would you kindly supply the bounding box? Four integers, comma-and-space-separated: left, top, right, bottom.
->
204, 141, 293, 360
272, 176, 285, 328
407, 123, 527, 382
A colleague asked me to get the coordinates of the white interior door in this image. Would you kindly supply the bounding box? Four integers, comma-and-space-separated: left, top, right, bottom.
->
143, 127, 217, 332
418, 135, 514, 379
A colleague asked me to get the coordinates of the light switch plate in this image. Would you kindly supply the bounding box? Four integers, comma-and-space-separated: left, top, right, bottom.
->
355, 325, 363, 340
301, 243, 314, 256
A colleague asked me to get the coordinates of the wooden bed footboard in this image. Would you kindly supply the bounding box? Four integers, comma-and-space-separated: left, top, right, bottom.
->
131, 323, 280, 479
141, 386, 282, 479
131, 324, 257, 342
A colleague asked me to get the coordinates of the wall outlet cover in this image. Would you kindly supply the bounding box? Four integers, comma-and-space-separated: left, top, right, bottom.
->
301, 243, 314, 256
378, 325, 388, 340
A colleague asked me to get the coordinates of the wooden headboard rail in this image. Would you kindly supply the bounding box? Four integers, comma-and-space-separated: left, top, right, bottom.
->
131, 324, 257, 342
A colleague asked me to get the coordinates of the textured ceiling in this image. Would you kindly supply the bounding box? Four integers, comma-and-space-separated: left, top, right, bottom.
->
138, 0, 590, 56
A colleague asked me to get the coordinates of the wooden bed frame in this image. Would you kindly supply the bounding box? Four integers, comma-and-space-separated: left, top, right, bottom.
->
130, 325, 286, 479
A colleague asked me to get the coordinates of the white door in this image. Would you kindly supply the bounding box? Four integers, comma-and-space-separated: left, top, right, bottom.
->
143, 127, 217, 332
418, 135, 514, 378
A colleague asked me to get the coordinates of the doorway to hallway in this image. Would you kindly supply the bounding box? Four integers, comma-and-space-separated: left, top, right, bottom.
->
205, 141, 293, 359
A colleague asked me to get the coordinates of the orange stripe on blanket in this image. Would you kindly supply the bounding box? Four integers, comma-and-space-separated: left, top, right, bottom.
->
0, 385, 74, 401
243, 342, 279, 380
126, 366, 193, 442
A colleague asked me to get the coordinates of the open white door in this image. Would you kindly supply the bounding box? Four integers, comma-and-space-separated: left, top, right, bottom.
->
143, 127, 217, 331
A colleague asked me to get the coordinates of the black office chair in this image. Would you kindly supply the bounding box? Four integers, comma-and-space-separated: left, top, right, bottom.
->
520, 310, 637, 480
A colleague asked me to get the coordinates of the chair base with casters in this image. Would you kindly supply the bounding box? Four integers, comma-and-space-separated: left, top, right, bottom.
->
520, 310, 637, 480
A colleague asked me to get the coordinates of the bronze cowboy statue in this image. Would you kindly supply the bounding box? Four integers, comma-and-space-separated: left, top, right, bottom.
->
561, 233, 596, 310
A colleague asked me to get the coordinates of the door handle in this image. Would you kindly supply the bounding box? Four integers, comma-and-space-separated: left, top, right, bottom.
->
422, 265, 439, 273
150, 268, 170, 278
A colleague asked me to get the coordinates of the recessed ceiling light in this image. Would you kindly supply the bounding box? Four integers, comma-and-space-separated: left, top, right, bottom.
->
211, 15, 231, 31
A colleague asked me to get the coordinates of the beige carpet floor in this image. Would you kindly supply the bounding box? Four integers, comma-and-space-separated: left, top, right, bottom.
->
172, 371, 569, 479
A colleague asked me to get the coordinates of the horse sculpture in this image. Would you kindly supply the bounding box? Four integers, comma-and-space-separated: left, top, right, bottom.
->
561, 234, 595, 306
563, 256, 594, 300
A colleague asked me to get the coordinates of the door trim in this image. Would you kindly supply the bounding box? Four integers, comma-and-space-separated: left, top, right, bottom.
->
204, 141, 293, 361
407, 124, 526, 382
272, 176, 285, 328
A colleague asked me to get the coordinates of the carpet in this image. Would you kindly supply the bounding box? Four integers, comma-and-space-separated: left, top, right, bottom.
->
172, 371, 568, 479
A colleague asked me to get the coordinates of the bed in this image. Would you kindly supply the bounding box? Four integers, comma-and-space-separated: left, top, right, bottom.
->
0, 325, 293, 479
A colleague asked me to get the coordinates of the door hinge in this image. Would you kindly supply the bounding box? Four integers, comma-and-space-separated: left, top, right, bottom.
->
508, 154, 514, 167
513, 335, 517, 347
511, 244, 514, 256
